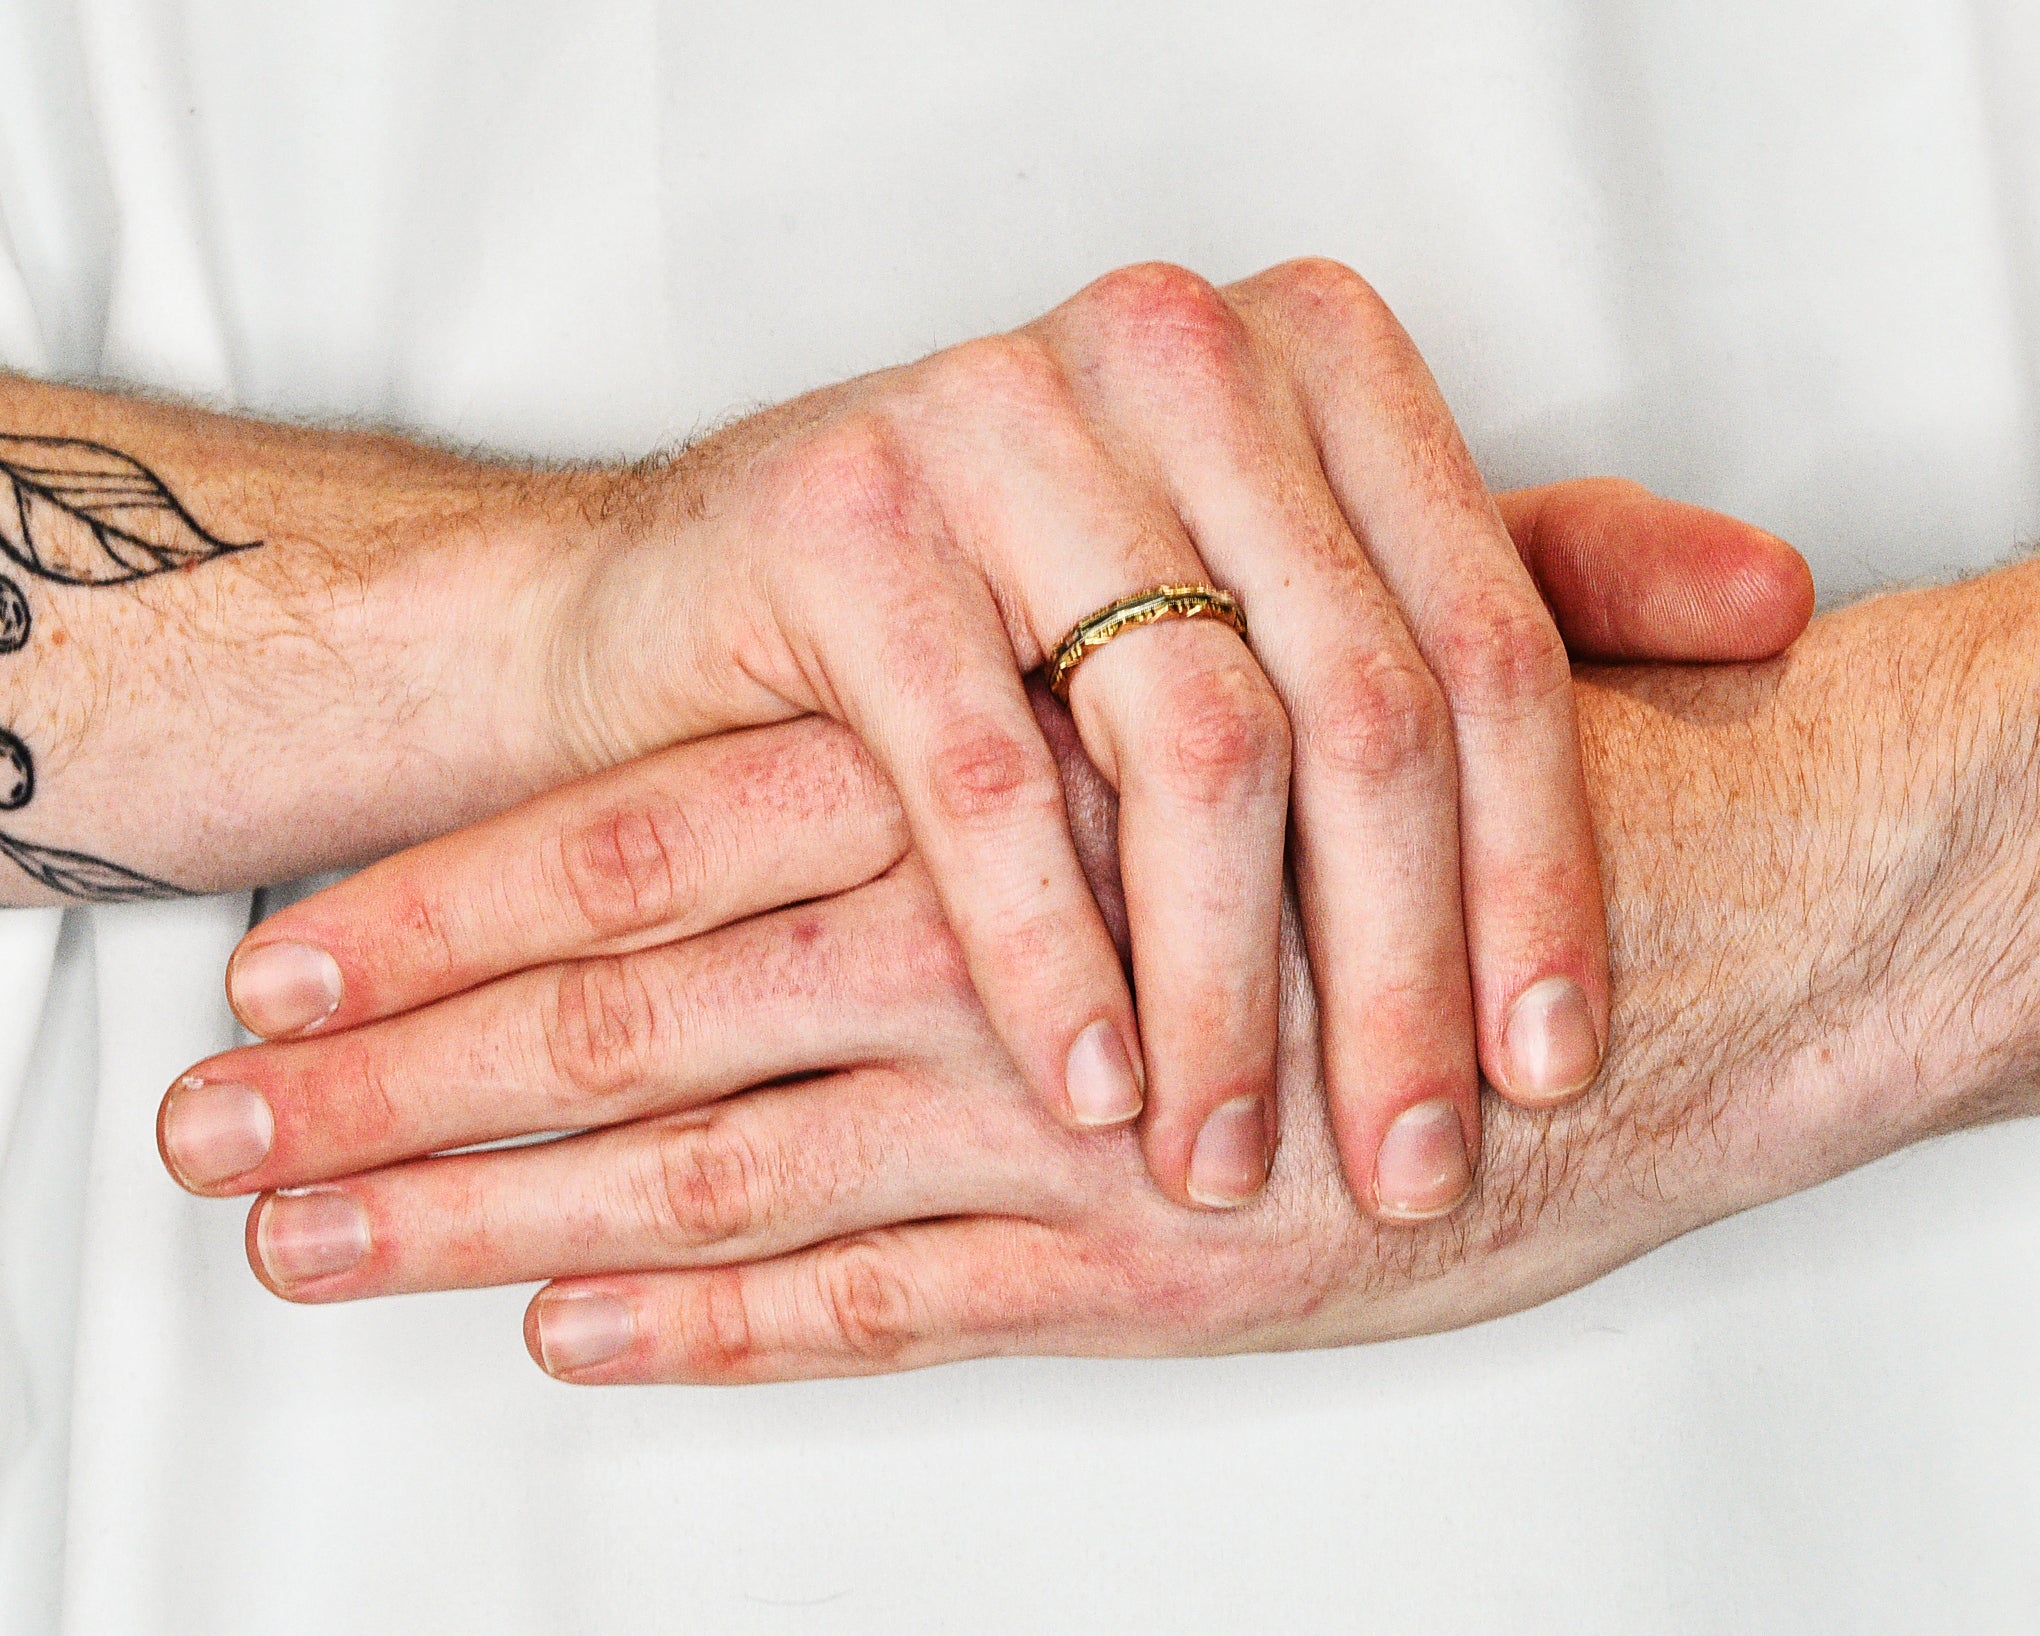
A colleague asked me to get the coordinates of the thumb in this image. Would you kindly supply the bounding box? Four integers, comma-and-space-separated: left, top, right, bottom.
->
1497, 477, 1816, 662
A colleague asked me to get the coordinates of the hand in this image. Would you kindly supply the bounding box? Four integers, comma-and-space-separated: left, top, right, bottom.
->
464, 263, 1811, 1216
0, 311, 1808, 1223
144, 491, 1966, 1388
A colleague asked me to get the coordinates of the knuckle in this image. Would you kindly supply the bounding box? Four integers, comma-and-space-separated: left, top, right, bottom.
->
814, 1238, 919, 1365
929, 332, 1072, 421
541, 955, 666, 1103
551, 800, 706, 940
1305, 649, 1452, 782
868, 883, 976, 1009
909, 923, 978, 1011
769, 412, 923, 552
677, 1267, 758, 1380
1087, 260, 1231, 329
926, 715, 1062, 829
1430, 584, 1571, 719
325, 1037, 402, 1150
1079, 261, 1244, 382
641, 1117, 768, 1247
1248, 263, 1486, 514
1260, 256, 1392, 332
1150, 659, 1292, 808
987, 900, 1109, 996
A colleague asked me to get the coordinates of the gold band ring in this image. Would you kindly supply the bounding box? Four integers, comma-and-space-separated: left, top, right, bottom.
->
1045, 584, 1248, 698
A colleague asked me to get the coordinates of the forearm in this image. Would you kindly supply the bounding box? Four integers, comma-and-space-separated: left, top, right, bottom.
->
1591, 557, 2040, 1148
0, 375, 614, 901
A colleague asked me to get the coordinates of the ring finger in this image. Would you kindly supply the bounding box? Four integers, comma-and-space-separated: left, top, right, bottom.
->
903, 340, 1292, 1208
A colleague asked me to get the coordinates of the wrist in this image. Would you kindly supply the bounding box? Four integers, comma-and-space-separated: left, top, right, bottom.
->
1494, 579, 2040, 1240
528, 449, 795, 779
209, 460, 633, 872
1782, 563, 2040, 1140
1891, 562, 2040, 1131
0, 377, 752, 897
376, 476, 599, 812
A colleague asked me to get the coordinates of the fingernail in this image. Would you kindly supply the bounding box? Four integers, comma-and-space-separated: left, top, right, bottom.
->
1505, 977, 1601, 1103
535, 1291, 636, 1374
1187, 1095, 1270, 1208
1065, 1020, 1143, 1126
228, 941, 343, 1038
1374, 1099, 1472, 1220
161, 1076, 273, 1188
256, 1188, 370, 1285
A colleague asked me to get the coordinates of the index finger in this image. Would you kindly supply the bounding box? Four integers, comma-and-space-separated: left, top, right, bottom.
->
224, 718, 908, 1038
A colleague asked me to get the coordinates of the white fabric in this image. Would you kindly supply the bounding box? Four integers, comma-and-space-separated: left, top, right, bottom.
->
2, 1, 2038, 1629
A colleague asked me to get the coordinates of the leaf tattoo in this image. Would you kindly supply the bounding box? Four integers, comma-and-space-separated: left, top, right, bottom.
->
0, 434, 259, 585
0, 432, 251, 899
0, 830, 182, 903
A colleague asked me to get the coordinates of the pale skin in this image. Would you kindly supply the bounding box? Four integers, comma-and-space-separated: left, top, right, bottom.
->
157, 556, 2040, 1381
0, 258, 1813, 1223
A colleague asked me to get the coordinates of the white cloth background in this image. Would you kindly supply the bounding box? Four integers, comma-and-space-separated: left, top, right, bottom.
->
1, 2, 2037, 1630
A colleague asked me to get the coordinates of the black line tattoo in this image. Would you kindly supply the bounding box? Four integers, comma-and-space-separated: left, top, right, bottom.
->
0, 726, 32, 810
0, 576, 28, 653
0, 435, 258, 583
0, 434, 262, 901
0, 832, 183, 903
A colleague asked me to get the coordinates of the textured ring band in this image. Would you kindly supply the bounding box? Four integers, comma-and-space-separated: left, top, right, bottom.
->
1045, 584, 1248, 698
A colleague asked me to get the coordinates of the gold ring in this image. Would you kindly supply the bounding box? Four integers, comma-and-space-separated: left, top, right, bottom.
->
1045, 584, 1247, 698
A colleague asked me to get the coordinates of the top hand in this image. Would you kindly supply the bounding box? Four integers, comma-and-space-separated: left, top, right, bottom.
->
207, 473, 1807, 1236
246, 260, 1813, 1219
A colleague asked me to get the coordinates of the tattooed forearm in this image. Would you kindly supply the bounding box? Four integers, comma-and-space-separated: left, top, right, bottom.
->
0, 434, 260, 902
0, 371, 626, 901
0, 715, 182, 901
